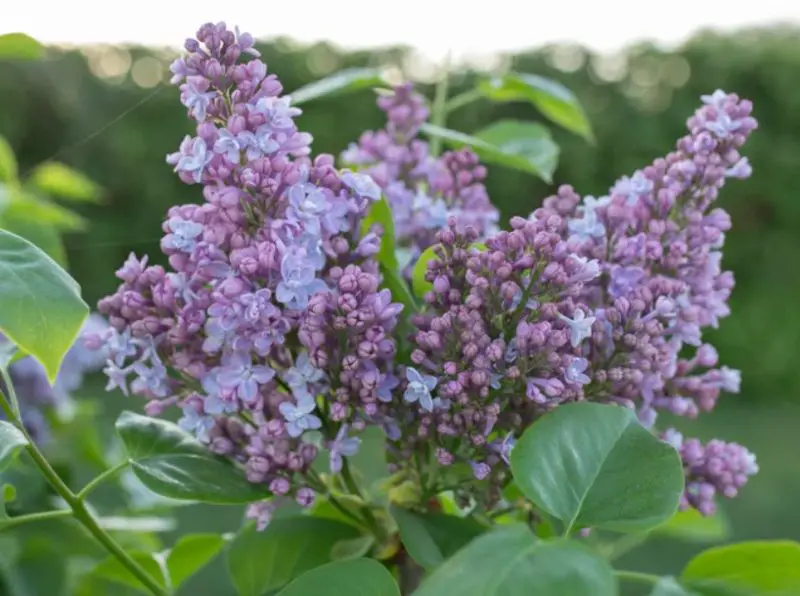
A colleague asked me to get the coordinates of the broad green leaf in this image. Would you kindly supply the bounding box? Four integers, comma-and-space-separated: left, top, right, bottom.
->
415, 524, 617, 596
390, 506, 485, 570
474, 120, 559, 182
0, 137, 17, 182
90, 533, 226, 594
27, 162, 102, 203
411, 245, 439, 299
164, 534, 226, 588
276, 558, 400, 596
291, 68, 384, 105
0, 230, 88, 382
510, 402, 684, 534
4, 193, 86, 231
682, 541, 800, 595
0, 33, 44, 61
361, 197, 398, 272
480, 72, 593, 141
654, 508, 731, 543
0, 209, 67, 267
115, 411, 270, 504
381, 265, 417, 316
330, 535, 375, 561
651, 577, 695, 595
227, 517, 360, 596
420, 123, 554, 181
0, 421, 28, 474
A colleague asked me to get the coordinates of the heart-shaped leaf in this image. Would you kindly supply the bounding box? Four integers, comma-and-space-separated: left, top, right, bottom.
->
276, 558, 400, 596
390, 505, 485, 570
510, 402, 684, 534
115, 411, 269, 503
682, 541, 800, 595
415, 524, 617, 596
479, 72, 593, 141
291, 68, 385, 105
226, 517, 361, 596
0, 230, 88, 381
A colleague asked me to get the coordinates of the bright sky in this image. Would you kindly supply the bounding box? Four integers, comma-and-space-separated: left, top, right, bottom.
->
5, 0, 800, 61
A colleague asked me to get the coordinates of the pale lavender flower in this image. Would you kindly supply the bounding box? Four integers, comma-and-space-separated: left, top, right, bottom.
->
558, 310, 596, 347
162, 217, 204, 253
216, 351, 275, 403
341, 171, 381, 201
276, 246, 328, 310
565, 357, 591, 385
166, 136, 212, 184
329, 423, 361, 474
279, 394, 322, 438
180, 76, 217, 121
403, 367, 437, 412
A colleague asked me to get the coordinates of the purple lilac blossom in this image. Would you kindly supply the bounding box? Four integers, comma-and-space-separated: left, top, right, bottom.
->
94, 22, 403, 530
340, 84, 499, 269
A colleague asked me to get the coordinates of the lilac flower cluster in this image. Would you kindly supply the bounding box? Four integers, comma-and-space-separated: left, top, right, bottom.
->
94, 22, 401, 529
1, 315, 108, 442
403, 91, 758, 514
341, 84, 499, 269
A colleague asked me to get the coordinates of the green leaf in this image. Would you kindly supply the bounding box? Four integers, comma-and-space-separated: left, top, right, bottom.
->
411, 245, 439, 299
415, 525, 617, 596
0, 33, 44, 61
0, 211, 67, 267
276, 558, 400, 596
380, 265, 418, 316
0, 230, 88, 382
291, 68, 385, 105
419, 123, 554, 182
510, 402, 684, 534
654, 508, 731, 543
682, 541, 800, 595
390, 506, 485, 570
115, 411, 270, 504
226, 517, 360, 596
27, 162, 102, 203
330, 535, 375, 561
164, 534, 226, 588
361, 197, 398, 272
479, 72, 593, 141
0, 423, 27, 474
474, 120, 559, 182
4, 192, 87, 231
0, 136, 17, 182
90, 533, 226, 594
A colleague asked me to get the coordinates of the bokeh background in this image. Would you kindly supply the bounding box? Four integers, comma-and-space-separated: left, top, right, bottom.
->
1, 6, 799, 595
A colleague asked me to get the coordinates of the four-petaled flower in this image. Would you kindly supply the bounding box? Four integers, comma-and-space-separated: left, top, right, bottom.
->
284, 351, 326, 392
564, 357, 591, 385
166, 135, 213, 184
329, 424, 361, 474
163, 217, 204, 253
341, 171, 381, 201
276, 245, 328, 310
178, 399, 215, 443
216, 351, 275, 403
403, 367, 438, 412
279, 394, 322, 438
287, 183, 328, 235
180, 76, 217, 122
558, 309, 596, 348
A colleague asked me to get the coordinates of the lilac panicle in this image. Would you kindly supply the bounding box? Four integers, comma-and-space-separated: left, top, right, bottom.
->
341, 84, 499, 269
394, 91, 758, 515
96, 22, 402, 529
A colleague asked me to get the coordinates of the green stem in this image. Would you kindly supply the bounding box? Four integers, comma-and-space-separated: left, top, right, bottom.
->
1, 509, 72, 531
444, 88, 483, 114
0, 395, 168, 596
429, 53, 452, 158
615, 570, 661, 585
0, 366, 21, 418
77, 460, 130, 502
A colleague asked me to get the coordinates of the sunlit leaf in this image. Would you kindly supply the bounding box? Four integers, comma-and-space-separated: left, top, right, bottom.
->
291, 68, 385, 105
473, 120, 559, 182
0, 33, 45, 61
27, 162, 103, 203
